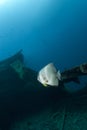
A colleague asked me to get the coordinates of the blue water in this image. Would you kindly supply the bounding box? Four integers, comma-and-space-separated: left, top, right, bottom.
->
0, 0, 87, 91
0, 1, 87, 129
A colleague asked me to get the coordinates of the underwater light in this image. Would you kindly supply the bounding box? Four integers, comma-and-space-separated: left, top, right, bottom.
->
0, 0, 6, 5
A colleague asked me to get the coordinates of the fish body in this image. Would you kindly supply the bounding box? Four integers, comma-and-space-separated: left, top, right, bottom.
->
37, 63, 61, 87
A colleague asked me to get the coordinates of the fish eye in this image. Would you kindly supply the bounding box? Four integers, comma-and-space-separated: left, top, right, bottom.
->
43, 76, 48, 82
46, 80, 48, 83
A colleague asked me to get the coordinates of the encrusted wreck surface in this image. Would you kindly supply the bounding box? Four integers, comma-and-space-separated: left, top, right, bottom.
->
10, 90, 87, 130
0, 50, 23, 72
